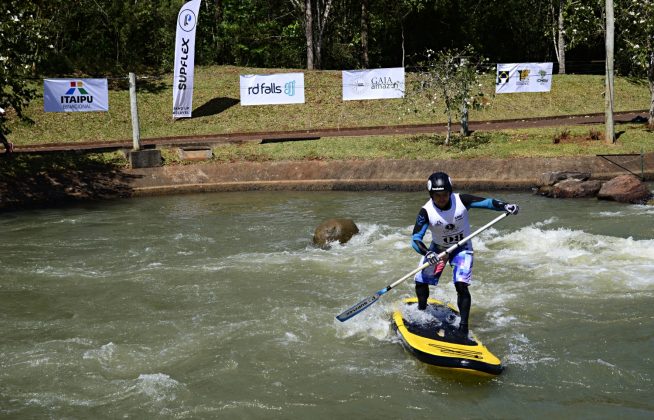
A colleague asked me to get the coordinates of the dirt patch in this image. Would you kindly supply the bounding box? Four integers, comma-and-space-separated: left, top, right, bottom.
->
552, 128, 604, 144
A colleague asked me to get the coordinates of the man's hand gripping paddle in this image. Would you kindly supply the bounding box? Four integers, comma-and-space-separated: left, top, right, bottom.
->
335, 212, 510, 322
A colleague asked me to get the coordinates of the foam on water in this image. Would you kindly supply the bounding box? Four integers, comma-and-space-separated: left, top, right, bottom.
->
477, 222, 654, 292
3, 194, 654, 418
134, 373, 183, 402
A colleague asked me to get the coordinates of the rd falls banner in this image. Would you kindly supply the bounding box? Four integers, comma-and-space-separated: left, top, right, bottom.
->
172, 0, 201, 118
239, 73, 305, 106
495, 63, 553, 94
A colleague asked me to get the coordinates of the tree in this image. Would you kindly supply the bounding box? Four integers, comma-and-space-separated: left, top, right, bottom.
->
409, 47, 488, 145
617, 0, 654, 128
0, 0, 52, 133
549, 0, 604, 74
290, 0, 335, 69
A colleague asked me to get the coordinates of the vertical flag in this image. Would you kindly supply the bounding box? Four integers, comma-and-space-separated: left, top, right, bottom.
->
173, 0, 201, 118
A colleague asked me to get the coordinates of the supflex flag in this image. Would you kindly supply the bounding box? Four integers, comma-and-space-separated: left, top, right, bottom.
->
239, 73, 305, 106
495, 63, 553, 94
44, 79, 109, 112
342, 67, 405, 101
172, 0, 201, 118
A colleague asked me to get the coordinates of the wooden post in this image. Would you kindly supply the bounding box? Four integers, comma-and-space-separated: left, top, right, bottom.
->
605, 0, 615, 143
129, 72, 141, 151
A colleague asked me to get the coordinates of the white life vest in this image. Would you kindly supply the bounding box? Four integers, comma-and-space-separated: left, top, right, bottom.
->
423, 193, 472, 251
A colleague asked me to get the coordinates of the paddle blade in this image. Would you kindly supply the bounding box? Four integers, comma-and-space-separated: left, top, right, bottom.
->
336, 291, 383, 322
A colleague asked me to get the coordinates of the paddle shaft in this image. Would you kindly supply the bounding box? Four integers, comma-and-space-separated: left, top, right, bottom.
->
336, 211, 509, 322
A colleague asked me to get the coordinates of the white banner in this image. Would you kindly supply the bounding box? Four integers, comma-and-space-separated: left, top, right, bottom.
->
239, 73, 305, 106
172, 0, 201, 118
43, 79, 109, 112
495, 63, 553, 94
342, 67, 405, 101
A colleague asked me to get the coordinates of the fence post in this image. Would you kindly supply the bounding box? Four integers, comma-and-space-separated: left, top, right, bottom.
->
129, 72, 141, 151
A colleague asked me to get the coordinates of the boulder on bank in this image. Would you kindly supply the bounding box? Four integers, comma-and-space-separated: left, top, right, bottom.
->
550, 179, 603, 198
313, 218, 359, 249
597, 174, 652, 203
537, 171, 598, 198
537, 171, 591, 187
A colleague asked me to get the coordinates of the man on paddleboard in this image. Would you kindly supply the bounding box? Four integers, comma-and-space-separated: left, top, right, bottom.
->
411, 171, 519, 341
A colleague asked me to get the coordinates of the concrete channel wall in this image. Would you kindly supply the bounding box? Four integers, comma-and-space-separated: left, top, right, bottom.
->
126, 153, 654, 195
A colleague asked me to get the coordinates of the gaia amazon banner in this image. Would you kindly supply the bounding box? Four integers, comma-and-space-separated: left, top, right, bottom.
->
342, 67, 405, 101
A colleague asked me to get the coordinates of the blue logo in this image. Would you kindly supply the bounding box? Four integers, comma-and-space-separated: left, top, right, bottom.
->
178, 9, 197, 32
284, 80, 296, 97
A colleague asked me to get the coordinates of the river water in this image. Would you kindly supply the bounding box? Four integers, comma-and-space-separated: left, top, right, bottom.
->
1, 190, 653, 418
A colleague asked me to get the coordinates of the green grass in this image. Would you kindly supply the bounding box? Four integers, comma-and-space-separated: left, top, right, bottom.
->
154, 123, 654, 164
6, 65, 652, 148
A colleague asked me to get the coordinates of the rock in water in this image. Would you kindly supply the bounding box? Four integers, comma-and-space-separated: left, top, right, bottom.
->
313, 218, 359, 249
597, 174, 652, 203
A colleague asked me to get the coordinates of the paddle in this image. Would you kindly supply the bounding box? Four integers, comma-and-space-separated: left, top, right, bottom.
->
335, 211, 509, 322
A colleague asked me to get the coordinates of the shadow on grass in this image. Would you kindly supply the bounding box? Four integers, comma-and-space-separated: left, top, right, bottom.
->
108, 75, 168, 94
192, 97, 240, 118
0, 153, 140, 212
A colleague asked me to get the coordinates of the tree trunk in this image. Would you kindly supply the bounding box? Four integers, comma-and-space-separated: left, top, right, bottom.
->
401, 21, 405, 68
361, 0, 369, 68
314, 0, 333, 70
305, 0, 314, 70
460, 102, 469, 136
557, 0, 566, 74
445, 111, 452, 146
605, 0, 615, 143
214, 0, 222, 21
648, 50, 654, 129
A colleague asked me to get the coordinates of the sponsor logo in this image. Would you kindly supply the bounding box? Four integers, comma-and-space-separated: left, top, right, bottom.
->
497, 70, 510, 84
178, 9, 197, 32
370, 76, 400, 90
284, 80, 296, 96
353, 77, 366, 93
428, 343, 483, 359
177, 37, 191, 90
517, 69, 530, 86
60, 81, 93, 110
537, 69, 549, 83
445, 223, 456, 231
518, 69, 530, 81
247, 81, 298, 97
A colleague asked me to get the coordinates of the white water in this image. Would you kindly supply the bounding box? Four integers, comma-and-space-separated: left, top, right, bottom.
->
1, 190, 653, 418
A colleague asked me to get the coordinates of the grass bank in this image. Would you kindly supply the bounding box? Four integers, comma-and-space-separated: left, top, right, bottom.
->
6, 66, 652, 147
156, 123, 651, 163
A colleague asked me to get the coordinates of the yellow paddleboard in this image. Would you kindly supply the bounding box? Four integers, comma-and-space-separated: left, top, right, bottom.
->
392, 297, 503, 376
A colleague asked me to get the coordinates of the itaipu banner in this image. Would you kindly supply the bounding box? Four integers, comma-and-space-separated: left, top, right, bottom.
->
495, 63, 553, 94
342, 67, 405, 101
239, 73, 305, 106
172, 0, 201, 118
43, 79, 109, 112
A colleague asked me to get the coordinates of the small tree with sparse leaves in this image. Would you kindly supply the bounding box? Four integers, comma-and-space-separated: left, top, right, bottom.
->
408, 46, 489, 145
